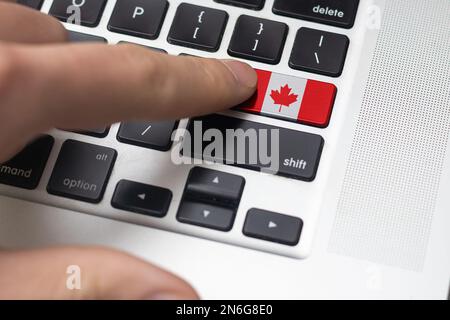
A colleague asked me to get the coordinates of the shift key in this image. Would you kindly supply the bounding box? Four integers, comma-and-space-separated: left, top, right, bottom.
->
185, 114, 324, 181
47, 140, 117, 203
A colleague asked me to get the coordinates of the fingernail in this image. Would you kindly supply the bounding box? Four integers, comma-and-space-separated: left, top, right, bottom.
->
221, 60, 258, 88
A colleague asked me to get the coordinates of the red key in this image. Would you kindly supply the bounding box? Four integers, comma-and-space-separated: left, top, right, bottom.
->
237, 69, 337, 128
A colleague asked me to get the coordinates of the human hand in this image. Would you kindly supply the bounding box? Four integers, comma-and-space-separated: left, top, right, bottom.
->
0, 0, 257, 299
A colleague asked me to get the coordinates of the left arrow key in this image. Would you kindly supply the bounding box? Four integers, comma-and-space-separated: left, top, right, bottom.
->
111, 180, 172, 218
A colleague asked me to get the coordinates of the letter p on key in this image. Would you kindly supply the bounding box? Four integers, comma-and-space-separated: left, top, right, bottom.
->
133, 6, 145, 19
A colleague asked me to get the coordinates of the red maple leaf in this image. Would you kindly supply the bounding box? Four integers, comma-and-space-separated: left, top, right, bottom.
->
270, 84, 299, 112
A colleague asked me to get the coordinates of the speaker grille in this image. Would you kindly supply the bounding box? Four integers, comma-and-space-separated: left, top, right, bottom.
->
329, 0, 450, 271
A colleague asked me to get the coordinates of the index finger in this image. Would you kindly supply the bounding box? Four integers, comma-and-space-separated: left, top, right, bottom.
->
0, 43, 257, 160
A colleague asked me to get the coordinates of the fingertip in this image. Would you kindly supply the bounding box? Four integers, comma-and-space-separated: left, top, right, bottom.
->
88, 247, 200, 300
141, 265, 201, 300
46, 18, 69, 43
220, 59, 258, 89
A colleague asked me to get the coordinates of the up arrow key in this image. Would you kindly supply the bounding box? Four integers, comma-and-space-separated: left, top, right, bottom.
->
268, 221, 277, 229
212, 177, 219, 184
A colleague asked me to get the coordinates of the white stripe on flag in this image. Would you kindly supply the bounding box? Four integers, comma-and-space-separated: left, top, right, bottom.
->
261, 73, 307, 121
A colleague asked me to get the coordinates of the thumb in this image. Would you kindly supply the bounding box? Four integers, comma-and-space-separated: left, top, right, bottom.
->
0, 246, 198, 300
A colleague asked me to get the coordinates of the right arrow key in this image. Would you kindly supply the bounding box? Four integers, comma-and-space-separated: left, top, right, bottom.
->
243, 208, 303, 246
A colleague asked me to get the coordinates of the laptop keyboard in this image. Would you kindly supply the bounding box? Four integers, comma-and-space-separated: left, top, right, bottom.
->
1, 0, 360, 258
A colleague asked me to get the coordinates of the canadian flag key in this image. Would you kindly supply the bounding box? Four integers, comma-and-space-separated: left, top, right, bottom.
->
237, 69, 337, 128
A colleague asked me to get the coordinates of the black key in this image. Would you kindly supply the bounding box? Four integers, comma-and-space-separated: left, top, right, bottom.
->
0, 135, 54, 190
243, 208, 303, 246
117, 121, 178, 151
77, 127, 110, 138
118, 41, 167, 53
289, 27, 349, 77
214, 0, 265, 10
108, 0, 168, 40
168, 3, 228, 52
47, 140, 116, 203
228, 15, 288, 65
49, 0, 107, 27
66, 126, 109, 138
185, 114, 324, 182
111, 180, 172, 218
273, 0, 359, 29
177, 201, 236, 231
17, 0, 43, 10
184, 167, 245, 207
68, 30, 107, 42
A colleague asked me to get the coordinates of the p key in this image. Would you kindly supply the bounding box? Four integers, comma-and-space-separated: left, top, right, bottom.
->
228, 15, 288, 65
108, 0, 169, 40
168, 3, 228, 52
